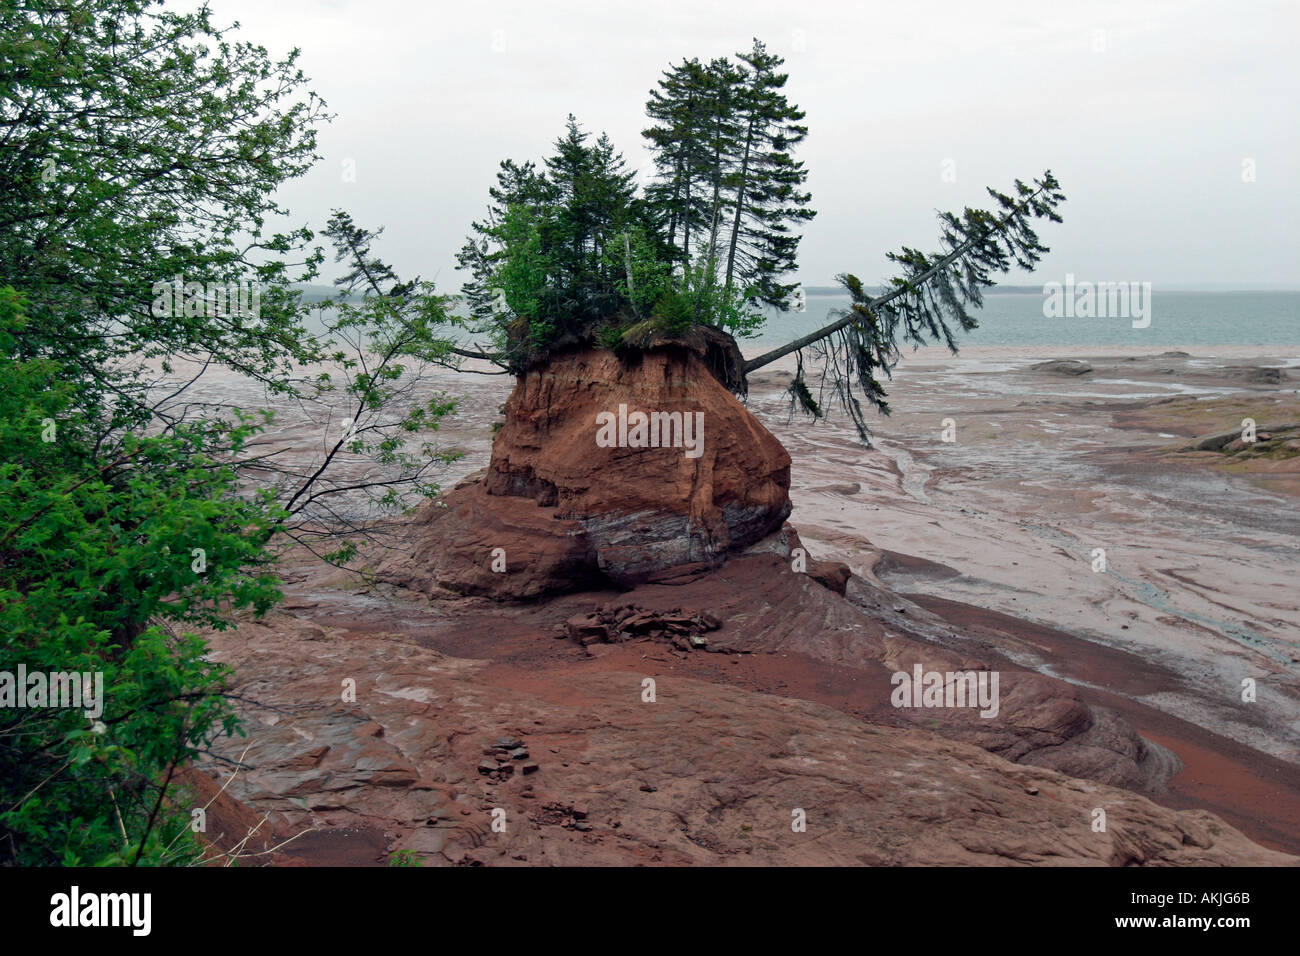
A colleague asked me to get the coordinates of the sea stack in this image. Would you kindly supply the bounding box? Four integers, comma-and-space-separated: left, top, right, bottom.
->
383, 336, 792, 598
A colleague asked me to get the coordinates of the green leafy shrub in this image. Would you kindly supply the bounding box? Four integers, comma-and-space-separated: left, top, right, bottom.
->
0, 288, 275, 866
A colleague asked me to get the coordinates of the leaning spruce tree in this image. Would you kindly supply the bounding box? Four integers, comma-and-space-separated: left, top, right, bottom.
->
720, 39, 816, 309
745, 171, 1067, 442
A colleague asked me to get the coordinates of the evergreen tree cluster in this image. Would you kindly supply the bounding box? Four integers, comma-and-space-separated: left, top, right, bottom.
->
643, 40, 815, 309
457, 39, 816, 371
456, 118, 669, 363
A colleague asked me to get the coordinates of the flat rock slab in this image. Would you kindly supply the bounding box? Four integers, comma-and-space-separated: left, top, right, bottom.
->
194, 610, 1294, 867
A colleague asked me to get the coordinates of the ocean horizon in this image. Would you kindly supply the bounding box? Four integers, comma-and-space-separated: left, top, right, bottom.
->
747, 290, 1300, 349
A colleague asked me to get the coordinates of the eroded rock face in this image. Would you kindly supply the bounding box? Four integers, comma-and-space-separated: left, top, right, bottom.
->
383, 346, 791, 598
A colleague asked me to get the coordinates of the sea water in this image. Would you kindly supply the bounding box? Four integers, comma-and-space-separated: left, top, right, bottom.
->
749, 290, 1300, 350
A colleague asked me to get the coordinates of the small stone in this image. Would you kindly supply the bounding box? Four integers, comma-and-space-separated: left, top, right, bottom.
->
572, 803, 589, 820
1025, 787, 1040, 796
522, 762, 540, 775
496, 737, 522, 750
509, 747, 529, 760
477, 760, 497, 775
639, 784, 657, 792
573, 822, 592, 832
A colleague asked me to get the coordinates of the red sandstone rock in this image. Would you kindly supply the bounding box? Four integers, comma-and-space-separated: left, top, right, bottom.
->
381, 345, 791, 598
808, 558, 852, 595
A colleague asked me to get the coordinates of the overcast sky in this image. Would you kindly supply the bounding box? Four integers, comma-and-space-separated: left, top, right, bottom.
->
205, 0, 1298, 290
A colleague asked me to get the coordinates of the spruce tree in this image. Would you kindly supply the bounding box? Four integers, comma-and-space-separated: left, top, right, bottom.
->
642, 58, 718, 271
543, 117, 640, 327
457, 116, 661, 363
721, 39, 815, 310
456, 158, 550, 325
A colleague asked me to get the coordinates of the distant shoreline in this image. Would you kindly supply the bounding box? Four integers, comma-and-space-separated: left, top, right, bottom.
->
799, 285, 1300, 295
742, 343, 1300, 365
292, 282, 1300, 304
